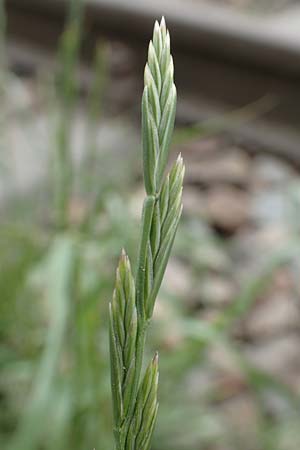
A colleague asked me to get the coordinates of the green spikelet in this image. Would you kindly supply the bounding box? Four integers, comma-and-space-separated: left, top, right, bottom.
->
146, 154, 184, 319
109, 250, 138, 441
125, 354, 159, 450
142, 17, 177, 196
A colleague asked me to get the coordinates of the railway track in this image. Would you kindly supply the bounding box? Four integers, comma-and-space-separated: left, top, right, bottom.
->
5, 0, 300, 165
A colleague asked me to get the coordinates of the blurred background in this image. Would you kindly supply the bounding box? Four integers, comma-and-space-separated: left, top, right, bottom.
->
1, 1, 300, 449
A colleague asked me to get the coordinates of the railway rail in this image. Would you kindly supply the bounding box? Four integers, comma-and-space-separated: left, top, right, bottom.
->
6, 0, 300, 165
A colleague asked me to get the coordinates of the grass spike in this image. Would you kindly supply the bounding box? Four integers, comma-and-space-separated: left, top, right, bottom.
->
109, 17, 184, 450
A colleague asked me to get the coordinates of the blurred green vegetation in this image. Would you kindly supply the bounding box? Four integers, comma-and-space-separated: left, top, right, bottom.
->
1, 2, 300, 450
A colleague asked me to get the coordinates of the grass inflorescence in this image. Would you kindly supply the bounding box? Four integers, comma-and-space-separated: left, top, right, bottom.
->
109, 17, 184, 450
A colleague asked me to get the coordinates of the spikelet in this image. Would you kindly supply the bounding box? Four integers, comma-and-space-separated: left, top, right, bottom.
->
109, 251, 137, 431
142, 17, 177, 196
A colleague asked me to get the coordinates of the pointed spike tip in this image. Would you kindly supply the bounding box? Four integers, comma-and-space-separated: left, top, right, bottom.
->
119, 248, 127, 266
144, 64, 153, 88
148, 40, 154, 54
175, 154, 184, 174
160, 16, 166, 29
153, 351, 159, 366
118, 248, 131, 276
177, 153, 183, 163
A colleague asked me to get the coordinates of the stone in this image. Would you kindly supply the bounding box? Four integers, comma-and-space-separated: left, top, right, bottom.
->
244, 292, 300, 338
176, 137, 222, 162
221, 394, 259, 433
244, 334, 300, 383
185, 148, 251, 187
251, 154, 297, 191
250, 190, 289, 226
164, 259, 193, 298
208, 342, 245, 381
229, 225, 291, 281
205, 186, 250, 232
182, 186, 207, 218
197, 275, 236, 307
220, 394, 260, 450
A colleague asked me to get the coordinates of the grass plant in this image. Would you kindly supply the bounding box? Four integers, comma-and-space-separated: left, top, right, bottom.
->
109, 18, 184, 450
1, 3, 300, 450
